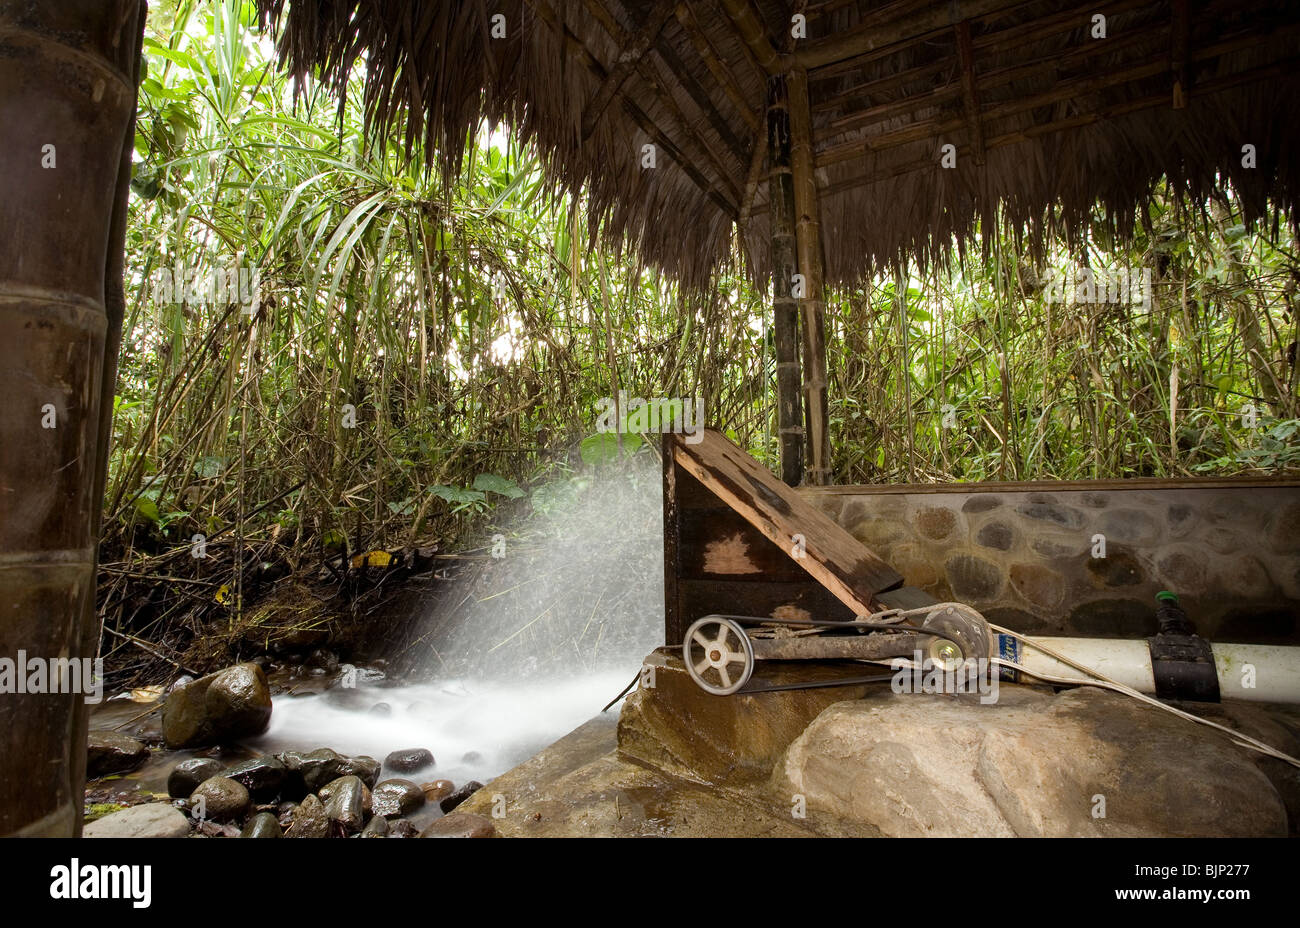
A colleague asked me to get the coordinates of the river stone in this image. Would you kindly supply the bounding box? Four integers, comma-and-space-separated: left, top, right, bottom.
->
167, 757, 226, 798
279, 747, 344, 794
240, 811, 282, 838
338, 754, 381, 787
190, 776, 251, 823
162, 663, 272, 748
84, 803, 192, 839
322, 775, 367, 832
419, 812, 496, 838
371, 778, 425, 818
421, 779, 454, 803
361, 814, 390, 837
86, 731, 150, 778
224, 754, 288, 800
774, 686, 1288, 837
385, 748, 434, 772
285, 794, 331, 838
439, 780, 484, 814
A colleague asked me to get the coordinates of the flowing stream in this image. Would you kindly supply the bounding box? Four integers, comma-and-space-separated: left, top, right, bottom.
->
252, 461, 665, 784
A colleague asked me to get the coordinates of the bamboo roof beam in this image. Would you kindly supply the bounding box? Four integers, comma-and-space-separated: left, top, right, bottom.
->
531, 0, 740, 217
581, 2, 676, 140
675, 0, 761, 131
793, 0, 1034, 72
718, 0, 786, 75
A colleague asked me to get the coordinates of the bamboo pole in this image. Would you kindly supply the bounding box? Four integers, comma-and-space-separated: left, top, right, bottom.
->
767, 74, 805, 486
787, 67, 830, 485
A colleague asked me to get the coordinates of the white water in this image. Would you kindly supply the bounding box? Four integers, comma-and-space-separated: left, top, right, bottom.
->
252, 462, 664, 785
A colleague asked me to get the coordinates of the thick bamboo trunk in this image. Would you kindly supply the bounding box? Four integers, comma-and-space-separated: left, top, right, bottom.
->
787, 67, 831, 486
767, 75, 805, 486
0, 0, 143, 836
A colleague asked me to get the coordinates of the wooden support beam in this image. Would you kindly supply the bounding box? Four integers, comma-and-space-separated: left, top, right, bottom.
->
718, 0, 785, 74
581, 2, 676, 140
531, 0, 739, 217
787, 67, 831, 486
1171, 0, 1191, 108
766, 73, 804, 486
676, 0, 761, 131
955, 20, 985, 165
793, 0, 1032, 72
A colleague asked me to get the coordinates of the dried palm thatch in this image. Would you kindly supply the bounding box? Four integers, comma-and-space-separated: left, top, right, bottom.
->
255, 0, 1300, 290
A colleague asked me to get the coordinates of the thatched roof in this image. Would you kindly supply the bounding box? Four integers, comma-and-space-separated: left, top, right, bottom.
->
255, 0, 1300, 289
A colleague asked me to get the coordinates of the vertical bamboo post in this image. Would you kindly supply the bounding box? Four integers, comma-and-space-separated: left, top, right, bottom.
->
0, 0, 143, 835
767, 74, 804, 486
787, 66, 831, 485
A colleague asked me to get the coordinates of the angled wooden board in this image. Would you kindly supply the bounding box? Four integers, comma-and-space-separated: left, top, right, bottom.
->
668, 429, 903, 618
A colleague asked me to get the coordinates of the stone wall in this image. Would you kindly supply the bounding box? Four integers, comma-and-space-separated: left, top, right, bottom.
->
801, 479, 1300, 643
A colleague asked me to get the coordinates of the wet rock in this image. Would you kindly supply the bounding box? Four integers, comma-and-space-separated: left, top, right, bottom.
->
439, 780, 484, 814
284, 794, 331, 838
322, 775, 367, 832
190, 777, 251, 823
419, 812, 496, 838
776, 687, 1288, 837
338, 754, 381, 788
385, 747, 434, 773
162, 663, 272, 749
167, 757, 226, 799
308, 649, 339, 672
371, 778, 425, 818
240, 811, 282, 838
279, 747, 344, 794
275, 801, 297, 828
369, 702, 392, 717
224, 754, 288, 801
389, 819, 419, 838
460, 751, 483, 765
86, 732, 149, 778
421, 780, 454, 803
84, 803, 192, 838
361, 814, 390, 837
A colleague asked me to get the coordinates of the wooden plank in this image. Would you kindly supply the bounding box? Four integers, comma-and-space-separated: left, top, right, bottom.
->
662, 433, 683, 645
678, 507, 809, 581
671, 429, 904, 615
676, 578, 856, 626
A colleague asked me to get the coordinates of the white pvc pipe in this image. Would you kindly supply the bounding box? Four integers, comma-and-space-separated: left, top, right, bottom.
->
1002, 635, 1300, 704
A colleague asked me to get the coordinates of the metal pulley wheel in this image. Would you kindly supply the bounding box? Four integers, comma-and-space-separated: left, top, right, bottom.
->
683, 615, 755, 695
919, 602, 993, 670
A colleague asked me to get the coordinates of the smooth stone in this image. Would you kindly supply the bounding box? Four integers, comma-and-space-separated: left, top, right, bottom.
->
189, 776, 251, 823
360, 814, 390, 837
337, 754, 381, 788
322, 775, 367, 832
385, 748, 434, 773
224, 754, 287, 801
239, 811, 282, 838
86, 731, 150, 778
371, 778, 425, 818
162, 663, 272, 748
420, 779, 454, 803
284, 794, 332, 838
167, 757, 226, 799
84, 803, 191, 839
419, 812, 496, 838
439, 780, 484, 814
